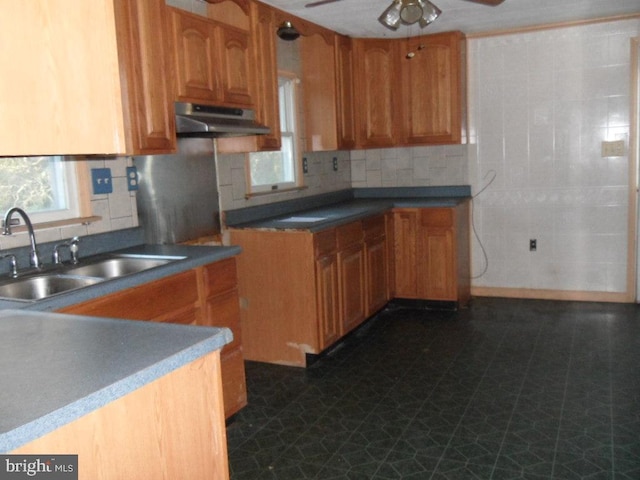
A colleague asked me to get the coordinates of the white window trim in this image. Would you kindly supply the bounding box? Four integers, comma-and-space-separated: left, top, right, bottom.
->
0, 158, 93, 230
246, 71, 303, 195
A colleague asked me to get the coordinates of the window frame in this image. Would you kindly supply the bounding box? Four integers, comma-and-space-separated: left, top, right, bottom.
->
246, 71, 303, 196
0, 157, 92, 229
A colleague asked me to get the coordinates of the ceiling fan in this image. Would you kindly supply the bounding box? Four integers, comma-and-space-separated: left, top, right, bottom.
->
305, 0, 505, 30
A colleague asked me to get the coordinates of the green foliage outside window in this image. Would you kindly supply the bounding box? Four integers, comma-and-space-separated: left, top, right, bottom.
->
0, 157, 56, 214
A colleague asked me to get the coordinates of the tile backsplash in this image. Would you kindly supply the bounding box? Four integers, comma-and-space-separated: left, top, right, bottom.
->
350, 144, 469, 188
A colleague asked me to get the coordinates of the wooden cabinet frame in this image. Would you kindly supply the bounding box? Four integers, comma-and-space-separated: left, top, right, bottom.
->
58, 257, 246, 419
230, 215, 389, 367
392, 204, 470, 305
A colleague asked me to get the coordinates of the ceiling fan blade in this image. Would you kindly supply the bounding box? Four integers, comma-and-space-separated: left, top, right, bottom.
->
305, 0, 342, 7
461, 0, 506, 6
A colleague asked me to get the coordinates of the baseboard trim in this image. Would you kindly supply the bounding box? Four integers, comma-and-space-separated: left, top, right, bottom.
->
471, 287, 634, 304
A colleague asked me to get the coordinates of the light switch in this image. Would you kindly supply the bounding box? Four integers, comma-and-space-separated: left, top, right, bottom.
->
91, 168, 112, 194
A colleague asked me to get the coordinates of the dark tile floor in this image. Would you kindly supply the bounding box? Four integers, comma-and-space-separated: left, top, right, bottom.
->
226, 298, 640, 479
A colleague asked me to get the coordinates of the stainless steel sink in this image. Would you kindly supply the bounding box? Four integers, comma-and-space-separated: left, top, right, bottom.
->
0, 253, 187, 302
64, 256, 181, 279
277, 216, 328, 223
0, 274, 103, 301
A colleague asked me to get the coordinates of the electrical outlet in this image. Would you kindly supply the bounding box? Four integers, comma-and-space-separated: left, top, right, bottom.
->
601, 140, 625, 157
126, 166, 139, 191
302, 157, 308, 174
332, 157, 338, 172
530, 239, 537, 251
91, 168, 113, 194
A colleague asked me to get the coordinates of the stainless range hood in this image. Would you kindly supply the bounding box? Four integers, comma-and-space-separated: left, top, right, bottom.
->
175, 101, 270, 137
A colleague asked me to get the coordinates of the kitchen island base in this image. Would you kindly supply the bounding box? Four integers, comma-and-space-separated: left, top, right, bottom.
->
12, 352, 229, 480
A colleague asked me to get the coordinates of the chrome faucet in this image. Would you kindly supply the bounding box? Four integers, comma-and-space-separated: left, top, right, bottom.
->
2, 207, 42, 269
53, 236, 81, 265
0, 253, 18, 278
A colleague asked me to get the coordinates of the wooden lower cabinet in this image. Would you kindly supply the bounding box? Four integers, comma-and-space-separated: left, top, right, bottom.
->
228, 207, 470, 368
229, 215, 388, 367
13, 351, 229, 480
393, 204, 470, 305
58, 257, 246, 419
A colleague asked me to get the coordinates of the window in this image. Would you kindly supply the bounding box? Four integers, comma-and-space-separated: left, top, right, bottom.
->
0, 156, 81, 224
247, 74, 301, 193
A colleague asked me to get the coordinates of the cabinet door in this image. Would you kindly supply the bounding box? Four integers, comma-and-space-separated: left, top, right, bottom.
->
365, 235, 388, 315
251, 2, 281, 150
216, 1, 280, 153
0, 1, 126, 155
301, 32, 338, 151
114, 0, 176, 154
418, 208, 457, 300
353, 38, 400, 148
402, 31, 464, 145
315, 254, 340, 349
58, 270, 200, 321
393, 209, 419, 298
218, 25, 254, 107
339, 243, 366, 334
170, 8, 222, 103
419, 227, 456, 300
335, 34, 357, 150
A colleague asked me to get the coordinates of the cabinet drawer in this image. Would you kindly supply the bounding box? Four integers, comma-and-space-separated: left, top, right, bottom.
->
363, 215, 385, 239
315, 229, 337, 257
336, 221, 363, 249
203, 257, 238, 297
59, 270, 199, 320
421, 208, 453, 228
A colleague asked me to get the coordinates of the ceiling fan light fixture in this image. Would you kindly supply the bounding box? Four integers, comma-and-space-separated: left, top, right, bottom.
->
379, 0, 441, 30
400, 1, 424, 24
419, 0, 441, 26
378, 0, 402, 30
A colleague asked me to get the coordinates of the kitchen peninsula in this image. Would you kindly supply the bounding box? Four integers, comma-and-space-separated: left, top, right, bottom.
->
0, 309, 232, 479
227, 186, 471, 367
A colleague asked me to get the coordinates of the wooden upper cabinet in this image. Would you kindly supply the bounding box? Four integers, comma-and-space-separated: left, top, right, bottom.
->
114, 0, 176, 155
218, 26, 254, 106
335, 34, 357, 150
213, 0, 281, 153
170, 8, 222, 103
249, 2, 281, 151
0, 2, 111, 155
353, 38, 401, 148
170, 6, 254, 108
402, 31, 465, 145
301, 32, 339, 151
0, 0, 176, 156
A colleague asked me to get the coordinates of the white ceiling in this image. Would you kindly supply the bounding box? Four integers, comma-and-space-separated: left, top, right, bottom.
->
258, 0, 640, 38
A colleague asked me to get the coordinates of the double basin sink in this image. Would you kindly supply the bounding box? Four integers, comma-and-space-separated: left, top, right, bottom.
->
0, 254, 186, 302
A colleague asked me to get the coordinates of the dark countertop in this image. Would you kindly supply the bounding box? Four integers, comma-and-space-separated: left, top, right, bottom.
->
228, 193, 470, 232
0, 309, 232, 453
0, 244, 241, 311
